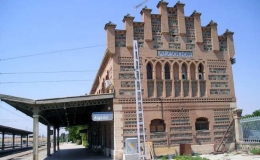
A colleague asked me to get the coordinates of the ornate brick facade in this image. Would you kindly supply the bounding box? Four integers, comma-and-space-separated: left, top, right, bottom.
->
90, 1, 237, 158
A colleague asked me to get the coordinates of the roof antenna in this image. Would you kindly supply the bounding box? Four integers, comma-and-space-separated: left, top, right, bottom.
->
134, 0, 149, 10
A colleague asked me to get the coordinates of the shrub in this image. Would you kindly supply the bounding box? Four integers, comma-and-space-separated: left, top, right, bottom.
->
76, 139, 82, 145
82, 141, 88, 147
250, 148, 260, 155
159, 155, 168, 160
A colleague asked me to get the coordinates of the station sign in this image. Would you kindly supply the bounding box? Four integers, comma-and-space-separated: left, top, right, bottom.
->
92, 112, 113, 121
157, 50, 193, 58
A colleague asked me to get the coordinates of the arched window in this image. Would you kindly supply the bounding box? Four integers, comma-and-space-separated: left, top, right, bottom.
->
147, 63, 153, 79
164, 63, 170, 79
106, 70, 109, 80
182, 64, 187, 80
190, 63, 196, 80
155, 62, 162, 79
198, 64, 204, 80
173, 63, 179, 80
102, 79, 105, 93
150, 119, 165, 132
195, 117, 209, 130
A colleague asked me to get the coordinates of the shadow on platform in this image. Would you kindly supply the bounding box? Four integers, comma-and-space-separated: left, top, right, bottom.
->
44, 147, 112, 160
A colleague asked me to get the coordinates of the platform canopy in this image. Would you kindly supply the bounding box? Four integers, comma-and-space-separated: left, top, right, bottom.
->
0, 93, 114, 127
0, 125, 33, 135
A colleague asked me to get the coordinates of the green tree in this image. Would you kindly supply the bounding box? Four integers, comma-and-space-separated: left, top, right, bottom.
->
242, 109, 260, 118
60, 133, 66, 142
252, 110, 260, 116
65, 125, 87, 143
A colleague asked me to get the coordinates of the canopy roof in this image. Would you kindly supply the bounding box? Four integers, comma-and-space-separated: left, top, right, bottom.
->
0, 125, 33, 135
0, 93, 114, 127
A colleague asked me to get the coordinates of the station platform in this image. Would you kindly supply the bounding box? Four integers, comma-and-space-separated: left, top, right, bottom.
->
1, 143, 112, 160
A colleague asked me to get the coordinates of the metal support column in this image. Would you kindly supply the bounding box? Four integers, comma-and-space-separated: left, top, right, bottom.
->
26, 135, 28, 147
47, 124, 51, 156
53, 127, 56, 153
57, 128, 60, 150
2, 132, 4, 150
21, 134, 22, 148
12, 133, 15, 149
89, 123, 92, 148
33, 106, 39, 160
133, 40, 146, 160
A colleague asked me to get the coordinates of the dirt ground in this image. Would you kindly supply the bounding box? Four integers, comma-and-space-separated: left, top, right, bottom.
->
200, 151, 260, 160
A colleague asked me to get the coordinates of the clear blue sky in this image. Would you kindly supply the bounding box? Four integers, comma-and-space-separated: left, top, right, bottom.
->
0, 0, 259, 136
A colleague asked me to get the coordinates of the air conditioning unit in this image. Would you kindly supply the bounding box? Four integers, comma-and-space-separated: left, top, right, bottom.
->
105, 80, 112, 88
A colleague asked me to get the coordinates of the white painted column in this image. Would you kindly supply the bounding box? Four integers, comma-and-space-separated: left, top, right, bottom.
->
2, 132, 4, 150
33, 106, 39, 160
20, 134, 22, 148
26, 135, 28, 147
12, 133, 15, 149
53, 127, 56, 153
233, 109, 243, 142
57, 128, 60, 150
47, 124, 51, 156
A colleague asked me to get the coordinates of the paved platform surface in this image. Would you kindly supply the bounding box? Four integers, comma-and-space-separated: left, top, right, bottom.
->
0, 143, 112, 160
2, 143, 260, 160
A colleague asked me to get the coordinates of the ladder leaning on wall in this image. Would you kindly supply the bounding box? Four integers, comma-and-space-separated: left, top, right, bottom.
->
133, 40, 146, 160
214, 118, 234, 153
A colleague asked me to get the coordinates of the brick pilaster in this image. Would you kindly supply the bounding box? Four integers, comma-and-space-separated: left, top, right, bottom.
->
141, 7, 153, 41
191, 10, 203, 44
123, 14, 134, 48
208, 20, 220, 53
157, 0, 169, 34
175, 1, 186, 36
104, 21, 116, 55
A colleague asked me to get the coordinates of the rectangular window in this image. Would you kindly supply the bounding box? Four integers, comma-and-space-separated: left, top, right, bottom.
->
153, 42, 163, 49
195, 123, 209, 130
150, 125, 156, 132
157, 125, 165, 132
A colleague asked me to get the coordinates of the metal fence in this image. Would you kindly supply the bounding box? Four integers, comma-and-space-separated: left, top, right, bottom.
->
240, 116, 260, 142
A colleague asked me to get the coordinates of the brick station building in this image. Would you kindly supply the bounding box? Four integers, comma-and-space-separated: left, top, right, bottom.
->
89, 0, 241, 159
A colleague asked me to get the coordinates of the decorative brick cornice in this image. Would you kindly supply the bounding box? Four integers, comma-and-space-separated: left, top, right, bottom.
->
207, 20, 217, 27
191, 10, 202, 17
157, 0, 169, 8
90, 51, 111, 94
218, 35, 226, 40
133, 22, 144, 26
115, 29, 126, 34
116, 97, 235, 104
224, 29, 234, 35
140, 6, 152, 14
233, 109, 243, 118
104, 21, 116, 30
174, 0, 185, 7
151, 14, 161, 18
123, 13, 134, 22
